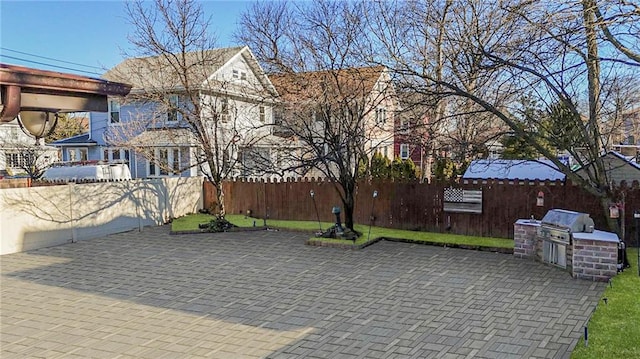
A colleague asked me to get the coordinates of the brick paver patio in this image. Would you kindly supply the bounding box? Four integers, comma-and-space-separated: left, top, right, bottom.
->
1, 226, 605, 358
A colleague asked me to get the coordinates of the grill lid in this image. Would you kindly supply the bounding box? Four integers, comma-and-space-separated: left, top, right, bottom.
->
541, 209, 595, 233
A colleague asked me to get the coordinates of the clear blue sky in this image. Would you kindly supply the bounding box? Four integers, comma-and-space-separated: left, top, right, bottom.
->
0, 0, 252, 77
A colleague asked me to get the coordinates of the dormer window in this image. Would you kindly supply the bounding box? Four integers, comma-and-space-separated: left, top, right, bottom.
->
109, 100, 120, 124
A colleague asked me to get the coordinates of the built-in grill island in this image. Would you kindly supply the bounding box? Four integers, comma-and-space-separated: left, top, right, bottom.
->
514, 209, 621, 281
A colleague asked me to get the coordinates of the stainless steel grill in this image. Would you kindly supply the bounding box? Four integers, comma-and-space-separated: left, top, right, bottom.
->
536, 209, 595, 268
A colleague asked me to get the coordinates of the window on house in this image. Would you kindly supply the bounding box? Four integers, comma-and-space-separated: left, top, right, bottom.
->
376, 108, 387, 125
66, 148, 88, 162
232, 69, 247, 80
219, 98, 230, 122
400, 144, 410, 159
148, 147, 181, 177
6, 152, 19, 168
149, 152, 156, 176
6, 152, 34, 168
172, 148, 180, 174
103, 148, 130, 162
167, 95, 180, 122
259, 106, 266, 122
159, 148, 169, 175
109, 100, 120, 124
273, 108, 284, 125
399, 117, 411, 132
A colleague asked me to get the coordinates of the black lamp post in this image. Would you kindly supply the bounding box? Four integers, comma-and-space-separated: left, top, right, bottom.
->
635, 210, 640, 277
310, 190, 322, 233
368, 190, 378, 241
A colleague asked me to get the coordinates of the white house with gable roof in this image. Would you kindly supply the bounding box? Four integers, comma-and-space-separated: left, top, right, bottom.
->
52, 46, 282, 179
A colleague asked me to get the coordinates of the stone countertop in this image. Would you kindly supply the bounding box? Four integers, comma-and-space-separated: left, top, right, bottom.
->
515, 219, 619, 243
573, 230, 620, 243
515, 219, 541, 227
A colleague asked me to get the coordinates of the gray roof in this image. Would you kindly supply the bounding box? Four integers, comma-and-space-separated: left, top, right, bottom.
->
103, 47, 245, 91
463, 159, 566, 181
51, 133, 97, 146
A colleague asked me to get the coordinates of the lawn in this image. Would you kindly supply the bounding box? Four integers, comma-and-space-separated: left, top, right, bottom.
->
571, 247, 640, 359
171, 213, 513, 249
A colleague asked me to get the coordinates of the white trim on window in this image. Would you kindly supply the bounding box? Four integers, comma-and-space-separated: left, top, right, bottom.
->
147, 147, 182, 177
232, 69, 247, 81
376, 107, 387, 125
219, 98, 230, 123
103, 148, 130, 162
400, 143, 409, 159
109, 100, 120, 124
67, 148, 88, 162
167, 95, 181, 122
5, 151, 35, 168
259, 106, 266, 122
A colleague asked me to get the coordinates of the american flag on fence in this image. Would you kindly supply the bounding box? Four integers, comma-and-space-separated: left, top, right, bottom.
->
444, 187, 464, 202
443, 187, 483, 213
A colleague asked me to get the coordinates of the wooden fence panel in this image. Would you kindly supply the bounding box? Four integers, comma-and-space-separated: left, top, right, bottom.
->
203, 178, 640, 241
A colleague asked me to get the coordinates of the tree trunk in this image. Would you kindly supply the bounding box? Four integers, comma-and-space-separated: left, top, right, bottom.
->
214, 182, 226, 219
583, 0, 619, 236
342, 181, 356, 231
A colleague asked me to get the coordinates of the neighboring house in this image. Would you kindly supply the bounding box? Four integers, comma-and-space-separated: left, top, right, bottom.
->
51, 133, 97, 163
53, 46, 279, 179
270, 66, 397, 177
0, 119, 58, 178
463, 159, 566, 181
393, 97, 431, 179
575, 151, 640, 185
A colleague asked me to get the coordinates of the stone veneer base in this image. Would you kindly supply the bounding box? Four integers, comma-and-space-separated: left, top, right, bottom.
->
514, 220, 618, 282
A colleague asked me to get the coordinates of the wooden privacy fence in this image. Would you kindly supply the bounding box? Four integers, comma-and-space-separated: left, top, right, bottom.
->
204, 178, 640, 241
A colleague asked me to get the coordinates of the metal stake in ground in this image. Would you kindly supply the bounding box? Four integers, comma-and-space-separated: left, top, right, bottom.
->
368, 190, 378, 241
310, 190, 322, 234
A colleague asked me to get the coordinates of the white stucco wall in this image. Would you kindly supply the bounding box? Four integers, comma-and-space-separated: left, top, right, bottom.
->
0, 176, 203, 255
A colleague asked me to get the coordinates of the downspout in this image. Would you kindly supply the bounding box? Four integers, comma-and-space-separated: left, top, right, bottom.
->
0, 85, 21, 123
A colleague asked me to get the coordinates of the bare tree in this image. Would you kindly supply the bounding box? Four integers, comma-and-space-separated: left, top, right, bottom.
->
45, 113, 87, 143
238, 1, 396, 232
104, 0, 276, 218
0, 133, 57, 180
369, 0, 640, 232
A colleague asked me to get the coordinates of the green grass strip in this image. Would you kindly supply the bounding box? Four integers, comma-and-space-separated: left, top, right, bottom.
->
571, 247, 640, 359
171, 213, 513, 249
